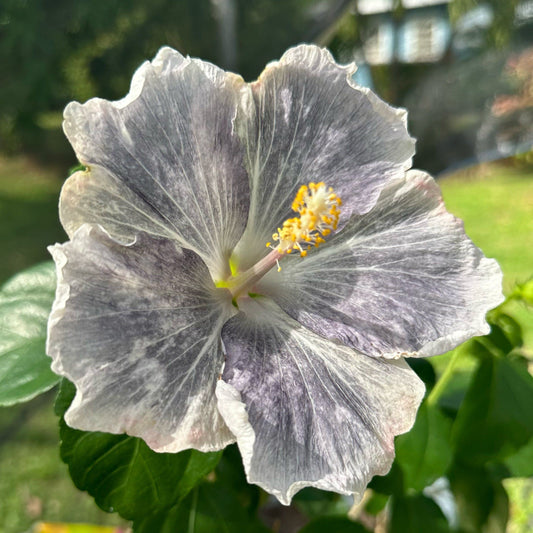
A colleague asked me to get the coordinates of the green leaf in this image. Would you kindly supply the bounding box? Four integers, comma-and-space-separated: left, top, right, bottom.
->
209, 443, 262, 514
452, 356, 533, 464
476, 326, 515, 358
54, 376, 77, 416
56, 379, 223, 521
437, 368, 474, 415
388, 494, 451, 533
0, 261, 59, 405
449, 464, 509, 533
368, 462, 404, 496
407, 358, 436, 389
395, 402, 453, 491
299, 516, 371, 533
429, 345, 477, 416
133, 448, 268, 533
466, 310, 524, 363
489, 313, 523, 349
134, 482, 271, 533
133, 483, 269, 533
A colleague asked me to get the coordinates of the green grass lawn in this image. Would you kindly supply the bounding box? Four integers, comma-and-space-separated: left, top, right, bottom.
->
0, 155, 531, 532
439, 163, 533, 291
439, 163, 533, 350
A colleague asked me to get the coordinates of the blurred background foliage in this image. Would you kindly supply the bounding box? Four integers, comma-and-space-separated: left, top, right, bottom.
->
0, 0, 352, 157
1, 0, 532, 171
0, 0, 532, 532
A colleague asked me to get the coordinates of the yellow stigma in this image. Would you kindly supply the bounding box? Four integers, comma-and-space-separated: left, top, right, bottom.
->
268, 182, 342, 259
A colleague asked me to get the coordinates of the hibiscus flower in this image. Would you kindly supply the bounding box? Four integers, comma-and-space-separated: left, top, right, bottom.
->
47, 45, 503, 505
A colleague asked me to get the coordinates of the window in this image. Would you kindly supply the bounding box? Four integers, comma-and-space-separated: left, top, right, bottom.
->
410, 16, 439, 62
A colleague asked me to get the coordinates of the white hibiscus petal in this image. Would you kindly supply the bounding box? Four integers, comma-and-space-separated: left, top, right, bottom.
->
216, 297, 424, 505
62, 47, 250, 279
59, 166, 175, 245
233, 44, 415, 269
47, 224, 235, 452
258, 170, 504, 358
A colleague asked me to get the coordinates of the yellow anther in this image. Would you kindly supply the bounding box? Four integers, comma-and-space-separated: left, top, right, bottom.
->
267, 182, 342, 260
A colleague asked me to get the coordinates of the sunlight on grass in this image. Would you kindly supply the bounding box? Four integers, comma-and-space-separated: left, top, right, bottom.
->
439, 163, 533, 350
439, 164, 533, 291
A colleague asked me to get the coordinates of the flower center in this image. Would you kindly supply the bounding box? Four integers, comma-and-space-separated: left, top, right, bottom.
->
267, 182, 342, 262
217, 182, 341, 301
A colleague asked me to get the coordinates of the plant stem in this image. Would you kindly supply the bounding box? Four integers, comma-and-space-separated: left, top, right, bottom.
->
427, 349, 462, 407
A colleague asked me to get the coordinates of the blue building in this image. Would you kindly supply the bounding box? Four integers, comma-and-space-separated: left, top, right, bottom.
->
357, 0, 452, 65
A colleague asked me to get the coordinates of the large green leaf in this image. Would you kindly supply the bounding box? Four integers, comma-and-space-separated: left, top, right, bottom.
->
452, 355, 533, 464
133, 445, 267, 533
395, 402, 453, 492
0, 261, 59, 405
56, 380, 223, 521
133, 481, 269, 533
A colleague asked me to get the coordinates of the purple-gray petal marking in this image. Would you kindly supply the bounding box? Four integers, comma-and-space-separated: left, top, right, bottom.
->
258, 170, 504, 358
61, 47, 250, 280
216, 297, 424, 505
47, 224, 234, 452
233, 44, 415, 269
